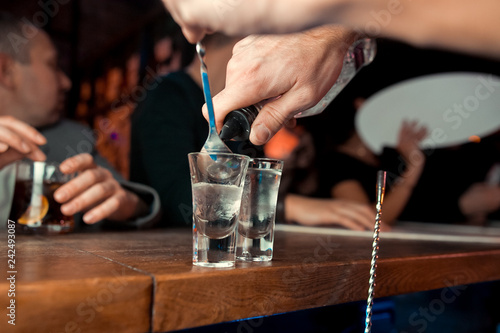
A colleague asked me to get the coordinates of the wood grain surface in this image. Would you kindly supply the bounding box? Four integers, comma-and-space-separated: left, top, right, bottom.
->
1, 228, 499, 332
0, 235, 152, 333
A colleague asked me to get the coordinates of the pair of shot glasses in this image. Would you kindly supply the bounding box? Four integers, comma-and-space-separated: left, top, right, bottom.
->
188, 152, 283, 268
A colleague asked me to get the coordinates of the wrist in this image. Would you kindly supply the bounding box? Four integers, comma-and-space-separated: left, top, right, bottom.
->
303, 25, 360, 54
112, 191, 148, 222
130, 192, 149, 219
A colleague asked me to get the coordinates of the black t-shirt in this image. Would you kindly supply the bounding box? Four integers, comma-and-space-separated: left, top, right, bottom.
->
316, 152, 379, 202
315, 148, 402, 202
130, 71, 207, 227
316, 141, 500, 224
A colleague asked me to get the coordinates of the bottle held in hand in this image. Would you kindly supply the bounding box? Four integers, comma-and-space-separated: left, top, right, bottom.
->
220, 38, 377, 141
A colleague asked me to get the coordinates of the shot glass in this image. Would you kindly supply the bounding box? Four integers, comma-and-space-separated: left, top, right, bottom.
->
9, 160, 75, 235
237, 158, 284, 262
188, 152, 250, 268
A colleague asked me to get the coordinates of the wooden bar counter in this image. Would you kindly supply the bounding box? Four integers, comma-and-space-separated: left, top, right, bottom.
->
1, 225, 500, 332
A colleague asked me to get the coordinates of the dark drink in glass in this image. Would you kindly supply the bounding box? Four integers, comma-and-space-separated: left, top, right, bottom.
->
9, 161, 74, 235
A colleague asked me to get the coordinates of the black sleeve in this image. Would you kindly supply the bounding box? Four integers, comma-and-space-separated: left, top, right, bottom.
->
130, 74, 207, 227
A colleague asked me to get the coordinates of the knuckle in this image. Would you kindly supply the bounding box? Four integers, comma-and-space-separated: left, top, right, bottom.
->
61, 181, 77, 195
81, 152, 92, 160
107, 196, 122, 212
94, 183, 109, 198
78, 153, 92, 163
85, 169, 100, 184
232, 37, 248, 51
116, 189, 128, 201
299, 86, 319, 107
71, 199, 83, 212
72, 153, 89, 165
236, 61, 262, 85
178, 6, 194, 24
2, 130, 17, 143
226, 57, 239, 72
264, 104, 289, 125
101, 167, 112, 179
108, 181, 121, 195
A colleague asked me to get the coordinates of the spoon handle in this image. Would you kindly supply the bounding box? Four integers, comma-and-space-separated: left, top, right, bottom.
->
201, 72, 216, 132
196, 42, 217, 133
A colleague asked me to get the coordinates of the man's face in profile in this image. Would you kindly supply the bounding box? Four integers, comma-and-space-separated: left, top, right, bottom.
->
12, 29, 71, 128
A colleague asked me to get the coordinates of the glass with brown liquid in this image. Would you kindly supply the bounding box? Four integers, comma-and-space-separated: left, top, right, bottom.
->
9, 161, 75, 235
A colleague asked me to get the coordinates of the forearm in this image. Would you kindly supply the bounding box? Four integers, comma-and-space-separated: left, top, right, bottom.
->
378, 165, 422, 224
284, 194, 307, 224
283, 193, 376, 230
377, 182, 414, 225
311, 0, 500, 58
301, 24, 361, 53
165, 0, 500, 58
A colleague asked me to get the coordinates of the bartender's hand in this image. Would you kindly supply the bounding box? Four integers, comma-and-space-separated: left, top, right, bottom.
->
203, 26, 358, 145
285, 194, 375, 231
0, 116, 46, 169
54, 153, 148, 224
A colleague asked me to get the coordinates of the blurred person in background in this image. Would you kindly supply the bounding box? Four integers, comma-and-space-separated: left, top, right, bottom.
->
0, 12, 159, 229
298, 83, 427, 227
308, 74, 500, 227
397, 133, 500, 225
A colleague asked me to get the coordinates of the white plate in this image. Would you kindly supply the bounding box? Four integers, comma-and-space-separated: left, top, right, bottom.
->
355, 72, 500, 154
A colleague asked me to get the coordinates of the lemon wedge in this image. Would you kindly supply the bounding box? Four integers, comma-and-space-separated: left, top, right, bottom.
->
18, 195, 49, 226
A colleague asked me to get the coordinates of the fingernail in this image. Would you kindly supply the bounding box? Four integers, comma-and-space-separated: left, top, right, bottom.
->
83, 213, 95, 224
250, 123, 272, 145
21, 142, 31, 153
54, 190, 67, 202
59, 162, 71, 173
61, 203, 73, 215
